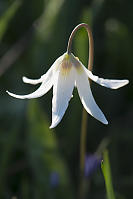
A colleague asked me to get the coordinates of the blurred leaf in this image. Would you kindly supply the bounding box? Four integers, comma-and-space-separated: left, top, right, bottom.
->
0, 128, 18, 198
101, 149, 116, 199
0, 0, 132, 198
37, 0, 65, 40
0, 0, 21, 41
21, 176, 30, 199
26, 100, 74, 199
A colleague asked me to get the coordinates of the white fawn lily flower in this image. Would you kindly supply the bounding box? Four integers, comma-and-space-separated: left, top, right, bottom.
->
6, 24, 129, 128
6, 52, 129, 128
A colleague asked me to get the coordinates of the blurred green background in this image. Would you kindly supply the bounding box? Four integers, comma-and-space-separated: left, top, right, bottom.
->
0, 0, 132, 198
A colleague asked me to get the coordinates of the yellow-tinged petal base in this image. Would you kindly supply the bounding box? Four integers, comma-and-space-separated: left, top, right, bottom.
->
55, 53, 84, 76
62, 53, 84, 75
60, 54, 72, 76
70, 54, 84, 74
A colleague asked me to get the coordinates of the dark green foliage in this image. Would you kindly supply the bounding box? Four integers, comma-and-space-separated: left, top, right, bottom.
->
0, 0, 132, 198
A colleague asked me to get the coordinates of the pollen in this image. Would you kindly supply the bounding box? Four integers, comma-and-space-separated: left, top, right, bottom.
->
64, 53, 69, 60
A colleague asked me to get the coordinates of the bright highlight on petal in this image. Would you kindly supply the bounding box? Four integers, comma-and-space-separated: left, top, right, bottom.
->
22, 76, 42, 85
6, 67, 54, 99
50, 68, 75, 128
83, 65, 129, 89
76, 70, 108, 125
6, 60, 56, 99
6, 76, 53, 99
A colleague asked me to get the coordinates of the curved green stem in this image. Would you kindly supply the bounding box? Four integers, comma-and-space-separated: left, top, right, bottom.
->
67, 23, 94, 70
80, 109, 88, 176
67, 23, 94, 199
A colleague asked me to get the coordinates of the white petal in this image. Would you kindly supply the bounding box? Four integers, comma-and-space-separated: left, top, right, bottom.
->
82, 65, 129, 89
6, 55, 63, 99
50, 69, 75, 128
22, 60, 55, 85
6, 74, 53, 99
22, 76, 42, 85
76, 70, 108, 125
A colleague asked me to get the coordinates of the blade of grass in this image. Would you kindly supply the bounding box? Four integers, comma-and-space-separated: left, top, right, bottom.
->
101, 149, 116, 199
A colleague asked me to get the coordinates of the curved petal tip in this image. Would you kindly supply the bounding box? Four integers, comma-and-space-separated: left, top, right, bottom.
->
22, 76, 28, 83
124, 79, 129, 86
6, 90, 24, 99
49, 115, 61, 129
22, 76, 42, 85
49, 124, 55, 129
112, 79, 129, 89
103, 119, 108, 125
49, 123, 57, 129
6, 90, 13, 96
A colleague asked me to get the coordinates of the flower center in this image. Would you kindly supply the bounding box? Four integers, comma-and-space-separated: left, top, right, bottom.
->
60, 53, 83, 76
60, 54, 72, 76
70, 54, 83, 73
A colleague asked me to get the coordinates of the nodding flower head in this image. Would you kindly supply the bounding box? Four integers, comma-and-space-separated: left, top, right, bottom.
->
6, 23, 129, 128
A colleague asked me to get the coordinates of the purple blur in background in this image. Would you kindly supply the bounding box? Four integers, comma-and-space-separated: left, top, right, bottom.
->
84, 154, 102, 177
50, 172, 60, 188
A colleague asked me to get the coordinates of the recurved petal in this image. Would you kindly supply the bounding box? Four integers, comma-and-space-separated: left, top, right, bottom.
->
22, 60, 55, 85
76, 71, 108, 125
50, 68, 75, 129
6, 74, 53, 99
22, 76, 42, 85
83, 65, 129, 89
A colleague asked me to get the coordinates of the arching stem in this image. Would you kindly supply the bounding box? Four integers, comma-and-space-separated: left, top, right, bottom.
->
67, 23, 94, 70
67, 23, 94, 199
